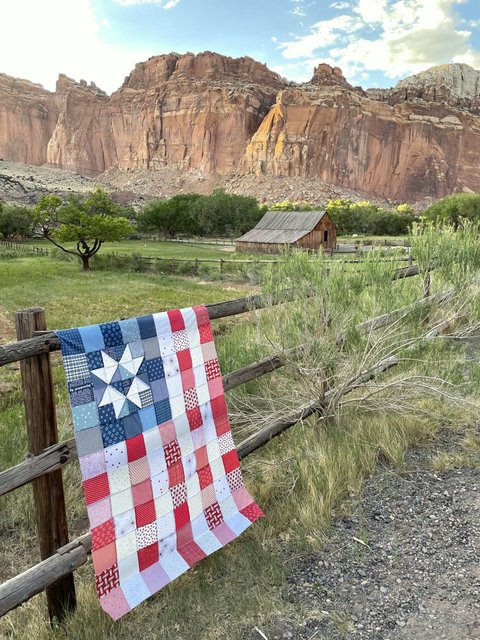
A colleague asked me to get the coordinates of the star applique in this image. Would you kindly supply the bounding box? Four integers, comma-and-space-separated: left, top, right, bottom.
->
91, 346, 150, 418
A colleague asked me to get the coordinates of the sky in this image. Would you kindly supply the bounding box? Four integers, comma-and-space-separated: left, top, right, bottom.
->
2, 0, 480, 94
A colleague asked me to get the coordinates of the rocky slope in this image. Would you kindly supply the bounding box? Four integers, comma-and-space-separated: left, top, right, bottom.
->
2, 54, 480, 202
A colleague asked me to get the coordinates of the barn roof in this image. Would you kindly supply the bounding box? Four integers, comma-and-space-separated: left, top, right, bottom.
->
236, 210, 327, 244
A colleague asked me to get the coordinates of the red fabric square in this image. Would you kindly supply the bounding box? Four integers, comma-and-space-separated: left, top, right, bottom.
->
187, 406, 203, 430
128, 457, 150, 485
181, 368, 195, 391
197, 464, 213, 490
211, 395, 228, 421
208, 377, 223, 400
215, 413, 231, 437
174, 502, 190, 529
135, 499, 156, 527
222, 449, 240, 474
168, 460, 185, 486
176, 522, 194, 548
160, 420, 176, 446
205, 501, 224, 530
84, 472, 110, 506
205, 358, 221, 381
95, 563, 119, 598
176, 349, 193, 372
132, 478, 153, 507
193, 305, 209, 329
168, 309, 185, 332
240, 502, 264, 522
92, 518, 116, 552
138, 542, 159, 571
164, 440, 181, 467
126, 433, 146, 463
195, 445, 208, 470
179, 541, 206, 567
199, 324, 213, 344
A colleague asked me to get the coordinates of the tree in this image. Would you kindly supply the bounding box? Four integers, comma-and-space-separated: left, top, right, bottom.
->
137, 193, 201, 238
424, 193, 480, 229
33, 187, 132, 271
326, 199, 413, 236
190, 189, 263, 236
0, 204, 32, 240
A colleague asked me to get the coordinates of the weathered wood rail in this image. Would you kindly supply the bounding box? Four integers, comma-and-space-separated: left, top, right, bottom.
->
0, 261, 429, 621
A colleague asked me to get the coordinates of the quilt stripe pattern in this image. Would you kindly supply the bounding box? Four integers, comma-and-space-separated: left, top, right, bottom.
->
57, 305, 263, 620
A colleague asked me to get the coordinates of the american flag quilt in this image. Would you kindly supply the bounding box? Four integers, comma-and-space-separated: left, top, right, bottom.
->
57, 305, 263, 620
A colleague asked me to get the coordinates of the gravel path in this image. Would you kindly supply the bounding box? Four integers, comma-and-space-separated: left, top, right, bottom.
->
257, 431, 479, 640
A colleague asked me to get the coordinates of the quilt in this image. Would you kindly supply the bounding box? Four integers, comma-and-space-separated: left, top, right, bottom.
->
57, 305, 263, 620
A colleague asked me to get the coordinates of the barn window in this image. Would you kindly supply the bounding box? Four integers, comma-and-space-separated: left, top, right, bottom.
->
324, 230, 328, 243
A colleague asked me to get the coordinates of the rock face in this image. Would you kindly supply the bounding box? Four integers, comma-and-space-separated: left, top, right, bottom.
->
2, 55, 480, 202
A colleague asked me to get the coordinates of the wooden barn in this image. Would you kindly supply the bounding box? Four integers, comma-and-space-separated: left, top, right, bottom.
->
235, 210, 336, 254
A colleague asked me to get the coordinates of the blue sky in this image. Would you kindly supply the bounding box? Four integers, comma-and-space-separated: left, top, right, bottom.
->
3, 0, 480, 94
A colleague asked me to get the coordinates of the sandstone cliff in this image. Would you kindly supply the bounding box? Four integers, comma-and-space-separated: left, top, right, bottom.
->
2, 54, 480, 202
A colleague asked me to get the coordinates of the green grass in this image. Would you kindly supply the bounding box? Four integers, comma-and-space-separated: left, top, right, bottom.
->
0, 242, 478, 640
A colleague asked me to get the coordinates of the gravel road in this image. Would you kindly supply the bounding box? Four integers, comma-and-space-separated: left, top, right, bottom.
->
255, 430, 479, 640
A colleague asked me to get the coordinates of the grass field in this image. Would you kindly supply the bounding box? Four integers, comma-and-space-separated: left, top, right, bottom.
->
0, 240, 478, 639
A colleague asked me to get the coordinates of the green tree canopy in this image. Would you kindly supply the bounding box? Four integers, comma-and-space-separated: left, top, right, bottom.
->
34, 187, 132, 270
423, 193, 480, 228
0, 204, 32, 240
326, 199, 413, 235
190, 189, 263, 236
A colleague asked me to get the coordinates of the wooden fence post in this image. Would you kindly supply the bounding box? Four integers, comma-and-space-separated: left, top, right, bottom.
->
220, 259, 224, 274
15, 308, 76, 621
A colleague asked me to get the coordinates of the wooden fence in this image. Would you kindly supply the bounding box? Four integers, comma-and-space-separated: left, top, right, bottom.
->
0, 241, 49, 255
0, 261, 426, 622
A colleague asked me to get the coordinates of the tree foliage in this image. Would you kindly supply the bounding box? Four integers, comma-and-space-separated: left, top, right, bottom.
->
268, 200, 315, 211
137, 190, 264, 238
423, 193, 480, 228
326, 199, 413, 235
33, 187, 132, 270
0, 203, 32, 240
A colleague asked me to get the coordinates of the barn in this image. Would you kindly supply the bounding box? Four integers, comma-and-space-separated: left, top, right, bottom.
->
235, 210, 336, 254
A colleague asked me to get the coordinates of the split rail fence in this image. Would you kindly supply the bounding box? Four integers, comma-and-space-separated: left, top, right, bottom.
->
0, 261, 428, 622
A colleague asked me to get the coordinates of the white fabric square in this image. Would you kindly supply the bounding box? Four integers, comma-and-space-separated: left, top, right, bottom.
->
193, 364, 207, 387
190, 347, 203, 367
158, 531, 177, 558
209, 456, 225, 481
177, 431, 194, 457
110, 487, 134, 516
191, 425, 206, 449
154, 491, 173, 518
118, 553, 140, 583
165, 373, 183, 398
218, 494, 238, 520
173, 413, 190, 439
196, 384, 210, 407
163, 354, 180, 379
116, 530, 137, 560
214, 475, 231, 503
206, 438, 221, 461
114, 509, 136, 538
195, 530, 223, 555
156, 511, 176, 540
104, 442, 128, 471
187, 491, 203, 520
122, 573, 150, 609
136, 522, 157, 549
160, 551, 189, 580
151, 469, 169, 498
218, 432, 235, 455
108, 465, 131, 494
147, 447, 167, 477
170, 394, 186, 419
191, 512, 209, 538
143, 426, 163, 453
185, 473, 200, 499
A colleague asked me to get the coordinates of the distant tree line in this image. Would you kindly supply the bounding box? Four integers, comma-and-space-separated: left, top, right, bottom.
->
136, 189, 264, 238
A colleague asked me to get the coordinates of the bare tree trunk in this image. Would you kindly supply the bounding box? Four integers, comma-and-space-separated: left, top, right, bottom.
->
81, 255, 90, 271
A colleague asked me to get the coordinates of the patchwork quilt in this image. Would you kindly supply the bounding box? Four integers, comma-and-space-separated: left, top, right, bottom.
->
57, 305, 263, 620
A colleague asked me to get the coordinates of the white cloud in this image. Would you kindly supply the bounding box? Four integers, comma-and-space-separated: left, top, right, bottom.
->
279, 0, 480, 85
0, 0, 152, 94
330, 2, 351, 8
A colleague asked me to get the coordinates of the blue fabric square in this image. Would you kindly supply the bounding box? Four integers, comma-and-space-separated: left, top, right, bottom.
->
86, 350, 103, 370
71, 401, 100, 432
78, 325, 105, 353
101, 420, 126, 448
98, 403, 117, 426
122, 414, 142, 438
151, 378, 168, 402
138, 405, 157, 431
57, 329, 84, 355
154, 399, 171, 425
119, 318, 141, 343
100, 321, 124, 348
146, 357, 165, 381
137, 315, 156, 339
68, 380, 94, 407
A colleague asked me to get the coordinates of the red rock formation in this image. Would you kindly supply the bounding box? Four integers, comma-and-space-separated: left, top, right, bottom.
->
2, 55, 480, 201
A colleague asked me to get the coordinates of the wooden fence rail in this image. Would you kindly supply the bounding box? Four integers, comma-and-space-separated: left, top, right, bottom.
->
0, 261, 427, 621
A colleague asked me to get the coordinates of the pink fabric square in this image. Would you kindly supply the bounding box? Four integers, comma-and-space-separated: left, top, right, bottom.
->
99, 587, 131, 621
141, 561, 171, 593
132, 479, 153, 507
93, 541, 117, 574
181, 368, 195, 391
232, 486, 254, 512
160, 420, 177, 446
79, 450, 107, 481
212, 521, 237, 546
207, 377, 223, 400
87, 496, 112, 528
